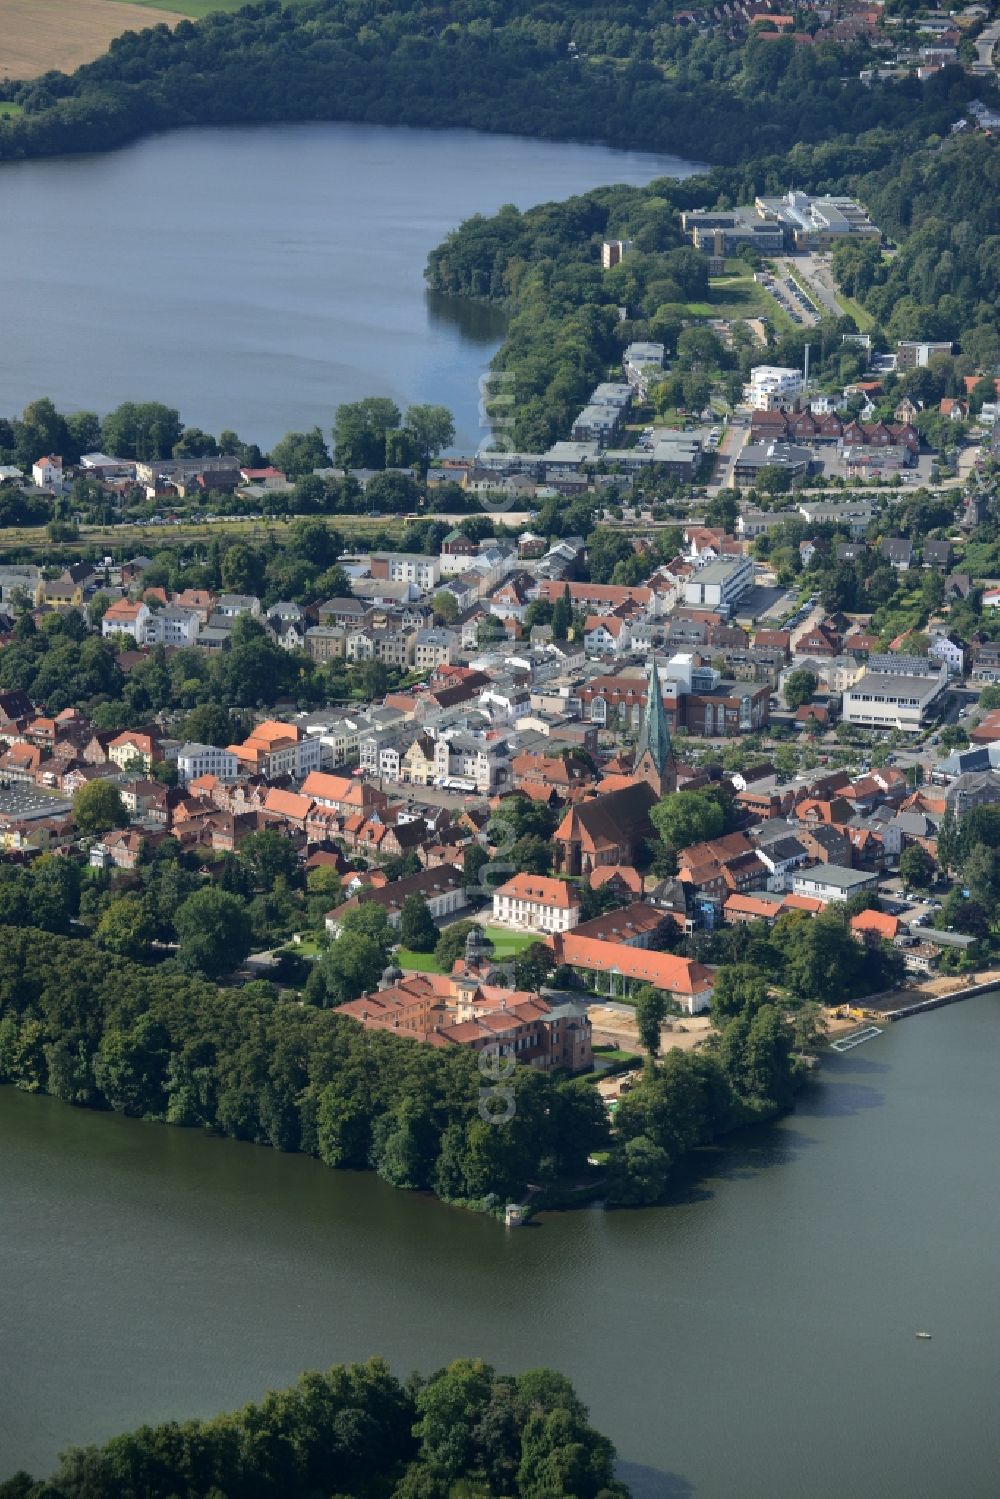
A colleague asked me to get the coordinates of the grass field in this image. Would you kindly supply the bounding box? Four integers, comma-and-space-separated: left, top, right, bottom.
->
0, 0, 244, 81
0, 102, 23, 119
397, 926, 542, 975
0, 512, 409, 556
676, 267, 795, 333
109, 0, 248, 15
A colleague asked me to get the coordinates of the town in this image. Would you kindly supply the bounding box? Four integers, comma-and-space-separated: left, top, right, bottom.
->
0, 295, 998, 1086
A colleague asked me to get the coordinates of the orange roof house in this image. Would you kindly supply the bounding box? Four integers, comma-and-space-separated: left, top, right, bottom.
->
850, 909, 901, 943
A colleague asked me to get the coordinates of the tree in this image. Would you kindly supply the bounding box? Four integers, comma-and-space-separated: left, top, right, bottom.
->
239, 829, 300, 889
961, 843, 1000, 913
220, 542, 264, 597
100, 401, 182, 461
399, 894, 439, 953
269, 428, 330, 478
513, 941, 555, 993
551, 586, 572, 641
710, 964, 770, 1026
634, 985, 666, 1057
174, 886, 252, 979
180, 703, 237, 747
333, 397, 401, 469
783, 668, 817, 710
899, 843, 934, 890
476, 615, 504, 647
462, 842, 490, 893
649, 789, 724, 852
432, 589, 459, 625
509, 835, 552, 875
435, 920, 488, 972
403, 404, 455, 468
607, 1134, 671, 1205
95, 894, 156, 962
73, 779, 127, 836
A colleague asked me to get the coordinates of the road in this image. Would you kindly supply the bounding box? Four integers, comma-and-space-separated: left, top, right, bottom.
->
974, 18, 1000, 74
707, 417, 749, 492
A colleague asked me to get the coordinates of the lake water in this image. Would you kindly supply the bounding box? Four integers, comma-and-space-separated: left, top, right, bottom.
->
0, 123, 699, 452
2, 996, 999, 1497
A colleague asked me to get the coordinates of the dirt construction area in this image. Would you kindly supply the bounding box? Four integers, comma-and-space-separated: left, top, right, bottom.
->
0, 0, 180, 80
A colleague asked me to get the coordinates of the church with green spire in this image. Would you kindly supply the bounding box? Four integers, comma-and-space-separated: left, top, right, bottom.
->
635, 654, 676, 797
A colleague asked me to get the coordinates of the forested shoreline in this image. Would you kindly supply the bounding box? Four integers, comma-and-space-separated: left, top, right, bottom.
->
0, 1356, 628, 1498
0, 0, 987, 169
0, 922, 802, 1213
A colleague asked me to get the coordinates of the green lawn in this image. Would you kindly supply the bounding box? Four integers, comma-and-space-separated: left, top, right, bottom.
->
0, 104, 23, 120
673, 270, 795, 332
480, 925, 540, 959
593, 1047, 640, 1064
110, 0, 250, 16
832, 287, 875, 332
396, 948, 442, 972
397, 925, 543, 974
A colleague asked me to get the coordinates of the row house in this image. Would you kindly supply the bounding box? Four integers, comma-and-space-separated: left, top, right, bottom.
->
300, 770, 388, 820
346, 626, 415, 669
228, 721, 322, 781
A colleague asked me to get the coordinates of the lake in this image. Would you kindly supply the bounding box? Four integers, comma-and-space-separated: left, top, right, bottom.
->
0, 123, 700, 453
2, 996, 999, 1497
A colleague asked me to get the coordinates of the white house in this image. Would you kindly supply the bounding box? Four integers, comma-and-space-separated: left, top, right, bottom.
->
792, 865, 879, 903
492, 873, 582, 933
682, 555, 753, 611
176, 742, 240, 785
32, 455, 63, 489
102, 599, 151, 643
584, 616, 632, 656
842, 656, 948, 732
928, 634, 964, 676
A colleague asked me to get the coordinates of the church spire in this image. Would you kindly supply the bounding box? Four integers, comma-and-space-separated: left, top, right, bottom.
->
635, 654, 676, 796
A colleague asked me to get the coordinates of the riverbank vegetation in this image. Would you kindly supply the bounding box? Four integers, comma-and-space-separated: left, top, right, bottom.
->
0, 1356, 628, 1499
0, 0, 982, 168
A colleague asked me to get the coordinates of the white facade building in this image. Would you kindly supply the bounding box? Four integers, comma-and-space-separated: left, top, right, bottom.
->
492, 874, 582, 933
746, 365, 803, 411
842, 659, 948, 732
682, 555, 753, 611
176, 742, 239, 785
144, 607, 200, 647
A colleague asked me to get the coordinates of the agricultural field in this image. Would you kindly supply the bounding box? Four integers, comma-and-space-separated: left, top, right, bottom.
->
0, 0, 244, 81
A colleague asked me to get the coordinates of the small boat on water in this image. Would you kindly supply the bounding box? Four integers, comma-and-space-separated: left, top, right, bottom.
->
915, 1332, 932, 1340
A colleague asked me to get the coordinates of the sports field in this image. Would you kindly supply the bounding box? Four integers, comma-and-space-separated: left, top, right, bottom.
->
0, 0, 244, 80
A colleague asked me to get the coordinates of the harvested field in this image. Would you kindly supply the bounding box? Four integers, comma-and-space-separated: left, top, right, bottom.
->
0, 0, 181, 81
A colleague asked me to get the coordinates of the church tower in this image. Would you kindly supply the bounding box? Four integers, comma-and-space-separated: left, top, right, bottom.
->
635, 654, 676, 797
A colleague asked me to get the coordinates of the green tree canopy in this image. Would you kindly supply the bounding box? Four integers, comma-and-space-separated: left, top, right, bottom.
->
174, 886, 252, 980
399, 893, 439, 953
73, 779, 128, 837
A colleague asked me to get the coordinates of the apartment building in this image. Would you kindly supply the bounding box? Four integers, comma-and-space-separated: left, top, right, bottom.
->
369, 552, 441, 590
682, 555, 753, 611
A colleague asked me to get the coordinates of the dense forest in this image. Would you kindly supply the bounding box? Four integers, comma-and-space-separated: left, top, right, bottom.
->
426, 130, 1000, 449
0, 0, 986, 168
0, 1356, 628, 1498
